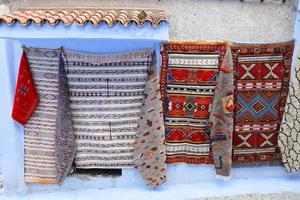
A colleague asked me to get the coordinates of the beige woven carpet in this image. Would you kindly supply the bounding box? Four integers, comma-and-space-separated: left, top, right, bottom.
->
64, 49, 153, 169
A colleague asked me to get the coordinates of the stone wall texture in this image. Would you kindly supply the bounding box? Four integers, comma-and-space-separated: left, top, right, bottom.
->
0, 0, 297, 42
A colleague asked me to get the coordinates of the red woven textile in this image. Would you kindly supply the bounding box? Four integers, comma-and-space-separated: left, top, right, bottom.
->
231, 41, 294, 165
12, 51, 39, 125
160, 42, 228, 165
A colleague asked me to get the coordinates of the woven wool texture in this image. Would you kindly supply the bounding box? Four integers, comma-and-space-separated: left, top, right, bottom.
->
55, 52, 75, 183
209, 46, 234, 176
24, 48, 62, 184
231, 41, 294, 165
160, 42, 227, 165
278, 52, 300, 172
64, 49, 153, 168
12, 51, 39, 126
133, 56, 167, 188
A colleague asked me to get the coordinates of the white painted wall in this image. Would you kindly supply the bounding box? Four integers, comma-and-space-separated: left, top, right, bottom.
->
8, 0, 298, 42
291, 2, 300, 80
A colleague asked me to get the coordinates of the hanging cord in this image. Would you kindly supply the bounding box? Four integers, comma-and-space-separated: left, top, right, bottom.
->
109, 121, 112, 140
106, 77, 111, 140
106, 78, 110, 97
60, 46, 71, 100
21, 45, 27, 53
146, 55, 150, 76
60, 46, 69, 73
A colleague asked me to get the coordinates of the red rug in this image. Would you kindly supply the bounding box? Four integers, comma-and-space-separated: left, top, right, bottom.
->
160, 42, 228, 164
12, 50, 39, 125
231, 41, 294, 165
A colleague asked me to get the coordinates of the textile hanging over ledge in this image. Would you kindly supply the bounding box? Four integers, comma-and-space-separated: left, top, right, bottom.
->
21, 47, 74, 184
55, 51, 75, 183
231, 41, 294, 165
278, 52, 300, 172
12, 50, 39, 125
134, 55, 167, 188
160, 42, 228, 165
209, 46, 234, 177
64, 49, 153, 168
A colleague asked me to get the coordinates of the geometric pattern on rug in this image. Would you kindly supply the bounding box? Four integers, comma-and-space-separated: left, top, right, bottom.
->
23, 47, 61, 184
64, 49, 153, 169
160, 42, 228, 164
209, 46, 234, 176
231, 41, 294, 164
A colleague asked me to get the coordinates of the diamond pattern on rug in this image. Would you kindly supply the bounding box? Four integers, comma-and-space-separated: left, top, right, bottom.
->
236, 91, 280, 123
232, 41, 294, 165
160, 42, 228, 165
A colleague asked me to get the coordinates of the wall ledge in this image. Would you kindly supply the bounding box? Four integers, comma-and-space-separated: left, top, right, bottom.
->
0, 22, 169, 41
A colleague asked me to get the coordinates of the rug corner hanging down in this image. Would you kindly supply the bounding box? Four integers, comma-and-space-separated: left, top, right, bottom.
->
134, 52, 167, 188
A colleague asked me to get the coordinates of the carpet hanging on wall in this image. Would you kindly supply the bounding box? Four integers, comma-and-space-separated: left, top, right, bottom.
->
12, 50, 39, 125
55, 50, 76, 184
64, 49, 155, 169
231, 41, 294, 165
209, 46, 234, 177
20, 47, 75, 184
133, 54, 167, 188
278, 51, 300, 172
160, 42, 230, 166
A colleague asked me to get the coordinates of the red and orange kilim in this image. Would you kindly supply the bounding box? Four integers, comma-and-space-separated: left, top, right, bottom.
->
160, 42, 228, 164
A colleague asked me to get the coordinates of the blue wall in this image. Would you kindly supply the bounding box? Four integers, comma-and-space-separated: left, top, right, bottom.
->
0, 21, 299, 193
0, 22, 168, 192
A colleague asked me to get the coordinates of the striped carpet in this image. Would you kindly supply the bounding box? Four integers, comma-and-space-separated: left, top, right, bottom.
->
24, 48, 61, 184
64, 49, 153, 168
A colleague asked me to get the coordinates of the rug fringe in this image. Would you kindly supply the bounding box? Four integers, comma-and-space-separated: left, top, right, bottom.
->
233, 160, 282, 168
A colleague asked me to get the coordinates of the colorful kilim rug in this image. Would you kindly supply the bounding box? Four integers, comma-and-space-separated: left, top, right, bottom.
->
160, 42, 228, 164
133, 57, 167, 188
24, 47, 62, 184
231, 41, 294, 165
278, 51, 300, 172
64, 49, 153, 168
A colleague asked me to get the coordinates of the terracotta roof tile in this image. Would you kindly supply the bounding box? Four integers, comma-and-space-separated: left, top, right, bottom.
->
0, 9, 167, 27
